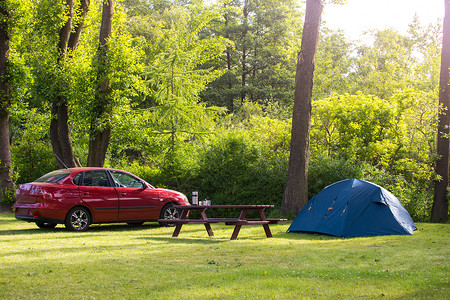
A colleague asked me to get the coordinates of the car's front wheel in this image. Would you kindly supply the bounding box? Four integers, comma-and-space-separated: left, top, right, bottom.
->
159, 203, 181, 226
36, 221, 57, 229
65, 207, 91, 232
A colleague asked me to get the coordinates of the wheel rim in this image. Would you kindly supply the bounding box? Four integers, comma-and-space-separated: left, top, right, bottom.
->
70, 210, 89, 230
163, 207, 180, 220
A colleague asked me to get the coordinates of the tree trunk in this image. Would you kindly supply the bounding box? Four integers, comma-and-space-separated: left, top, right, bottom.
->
224, 11, 234, 113
50, 0, 89, 169
50, 0, 74, 168
87, 0, 113, 167
431, 0, 450, 223
281, 0, 323, 215
0, 0, 14, 211
68, 0, 90, 51
50, 101, 79, 168
240, 0, 248, 104
0, 115, 13, 211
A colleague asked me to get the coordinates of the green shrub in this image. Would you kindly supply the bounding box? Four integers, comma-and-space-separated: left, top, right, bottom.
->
0, 188, 16, 207
11, 141, 58, 184
308, 154, 363, 199
111, 144, 201, 196
112, 160, 160, 186
194, 135, 287, 217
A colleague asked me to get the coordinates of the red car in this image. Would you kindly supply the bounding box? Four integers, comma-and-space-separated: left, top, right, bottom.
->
13, 167, 190, 231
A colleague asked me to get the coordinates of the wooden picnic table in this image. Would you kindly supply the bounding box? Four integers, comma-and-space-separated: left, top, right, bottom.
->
158, 205, 286, 240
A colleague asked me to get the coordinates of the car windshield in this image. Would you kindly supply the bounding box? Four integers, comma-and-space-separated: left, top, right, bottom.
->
34, 170, 71, 183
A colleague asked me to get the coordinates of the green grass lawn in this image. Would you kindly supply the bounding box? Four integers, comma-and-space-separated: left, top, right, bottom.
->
0, 212, 448, 299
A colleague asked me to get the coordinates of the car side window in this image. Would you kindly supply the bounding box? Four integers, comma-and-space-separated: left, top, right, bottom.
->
73, 173, 82, 185
110, 171, 145, 189
81, 171, 111, 187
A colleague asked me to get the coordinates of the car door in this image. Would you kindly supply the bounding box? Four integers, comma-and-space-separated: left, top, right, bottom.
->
109, 170, 160, 220
77, 170, 119, 222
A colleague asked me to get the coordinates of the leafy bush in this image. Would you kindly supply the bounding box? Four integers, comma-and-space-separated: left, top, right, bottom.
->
193, 135, 287, 217
0, 188, 16, 207
10, 105, 58, 184
11, 142, 58, 184
112, 160, 160, 186
307, 154, 363, 199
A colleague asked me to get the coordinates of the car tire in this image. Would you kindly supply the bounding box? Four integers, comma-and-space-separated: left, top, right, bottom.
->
65, 207, 91, 232
35, 221, 57, 229
158, 203, 181, 227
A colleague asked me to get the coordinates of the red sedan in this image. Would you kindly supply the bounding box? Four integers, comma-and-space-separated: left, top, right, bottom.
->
13, 167, 190, 231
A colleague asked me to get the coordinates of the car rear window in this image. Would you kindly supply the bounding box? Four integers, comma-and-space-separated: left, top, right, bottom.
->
34, 170, 71, 183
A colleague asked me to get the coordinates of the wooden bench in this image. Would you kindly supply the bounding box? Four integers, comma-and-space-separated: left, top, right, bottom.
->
158, 205, 287, 240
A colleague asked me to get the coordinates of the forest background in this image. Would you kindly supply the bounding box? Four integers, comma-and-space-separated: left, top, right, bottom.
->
0, 0, 446, 221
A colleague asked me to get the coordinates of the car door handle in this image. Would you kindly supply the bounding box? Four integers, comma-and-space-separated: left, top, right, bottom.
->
120, 193, 127, 197
83, 192, 89, 196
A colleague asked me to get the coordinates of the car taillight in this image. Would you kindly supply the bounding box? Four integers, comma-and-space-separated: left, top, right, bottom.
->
31, 187, 51, 202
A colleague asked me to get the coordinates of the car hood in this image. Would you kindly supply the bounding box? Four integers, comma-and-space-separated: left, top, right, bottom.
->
153, 188, 188, 202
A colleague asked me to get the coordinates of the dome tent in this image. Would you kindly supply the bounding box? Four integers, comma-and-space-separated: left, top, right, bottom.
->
288, 179, 416, 237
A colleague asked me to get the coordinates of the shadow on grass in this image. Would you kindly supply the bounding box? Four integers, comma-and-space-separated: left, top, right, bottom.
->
278, 231, 342, 241
140, 236, 228, 244
1, 216, 343, 242
0, 222, 164, 236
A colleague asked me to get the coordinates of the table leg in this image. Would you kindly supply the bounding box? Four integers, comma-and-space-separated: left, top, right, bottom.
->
200, 209, 214, 237
172, 224, 183, 237
231, 209, 248, 240
259, 209, 272, 238
172, 208, 189, 237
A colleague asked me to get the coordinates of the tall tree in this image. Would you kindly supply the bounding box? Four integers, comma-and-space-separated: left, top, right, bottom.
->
87, 0, 113, 167
352, 29, 414, 99
201, 0, 301, 112
0, 0, 13, 210
313, 28, 352, 100
431, 0, 450, 223
110, 0, 230, 170
282, 0, 323, 215
50, 0, 90, 168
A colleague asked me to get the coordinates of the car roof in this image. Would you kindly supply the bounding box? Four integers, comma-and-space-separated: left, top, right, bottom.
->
55, 167, 150, 186
64, 167, 125, 172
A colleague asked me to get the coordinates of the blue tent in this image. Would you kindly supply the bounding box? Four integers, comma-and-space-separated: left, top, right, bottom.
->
288, 179, 417, 237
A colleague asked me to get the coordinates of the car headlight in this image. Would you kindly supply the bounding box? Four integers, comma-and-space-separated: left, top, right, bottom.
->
179, 194, 189, 204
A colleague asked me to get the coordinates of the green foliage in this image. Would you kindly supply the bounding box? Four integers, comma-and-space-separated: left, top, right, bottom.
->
9, 104, 58, 183
111, 160, 160, 185
311, 93, 397, 163
351, 29, 415, 99
4, 0, 444, 223
308, 154, 363, 199
222, 101, 292, 157
314, 28, 353, 99
110, 1, 231, 165
310, 89, 439, 220
12, 141, 57, 184
200, 0, 302, 110
407, 16, 442, 91
0, 187, 15, 206
193, 133, 287, 217
87, 2, 148, 139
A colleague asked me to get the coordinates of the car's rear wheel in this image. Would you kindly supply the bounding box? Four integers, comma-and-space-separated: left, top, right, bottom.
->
35, 221, 57, 229
65, 207, 91, 232
159, 203, 181, 226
